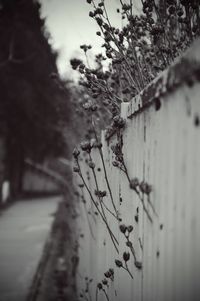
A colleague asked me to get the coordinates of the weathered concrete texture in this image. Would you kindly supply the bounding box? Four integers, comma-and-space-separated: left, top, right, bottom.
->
0, 196, 60, 301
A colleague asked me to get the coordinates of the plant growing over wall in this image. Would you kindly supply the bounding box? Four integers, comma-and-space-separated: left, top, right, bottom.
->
71, 0, 200, 131
111, 133, 154, 222
115, 252, 134, 279
119, 224, 142, 269
73, 146, 119, 253
71, 1, 200, 299
78, 184, 96, 240
81, 138, 119, 221
79, 101, 122, 220
79, 277, 93, 301
96, 282, 110, 301
96, 268, 117, 301
79, 269, 116, 301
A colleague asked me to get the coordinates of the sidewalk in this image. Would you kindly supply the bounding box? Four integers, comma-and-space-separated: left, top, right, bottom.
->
0, 196, 61, 301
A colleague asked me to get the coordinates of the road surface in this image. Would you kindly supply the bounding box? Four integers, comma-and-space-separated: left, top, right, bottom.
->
0, 196, 61, 301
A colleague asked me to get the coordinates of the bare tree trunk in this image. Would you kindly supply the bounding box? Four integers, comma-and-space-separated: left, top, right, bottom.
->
6, 136, 24, 200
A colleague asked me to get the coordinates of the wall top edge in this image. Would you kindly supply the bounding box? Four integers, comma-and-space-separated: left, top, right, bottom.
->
127, 38, 200, 119
105, 38, 200, 142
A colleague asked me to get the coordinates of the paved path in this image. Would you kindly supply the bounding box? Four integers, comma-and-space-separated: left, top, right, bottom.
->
0, 196, 61, 301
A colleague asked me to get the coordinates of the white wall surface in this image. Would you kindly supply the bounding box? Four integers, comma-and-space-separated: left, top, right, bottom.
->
75, 40, 200, 301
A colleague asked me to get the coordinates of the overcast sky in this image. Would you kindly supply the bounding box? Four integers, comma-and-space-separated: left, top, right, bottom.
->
39, 0, 141, 79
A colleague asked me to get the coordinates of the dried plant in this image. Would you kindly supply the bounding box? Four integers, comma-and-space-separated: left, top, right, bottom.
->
70, 0, 200, 133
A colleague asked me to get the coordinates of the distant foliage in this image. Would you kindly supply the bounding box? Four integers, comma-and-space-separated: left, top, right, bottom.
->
0, 0, 71, 161
0, 0, 72, 197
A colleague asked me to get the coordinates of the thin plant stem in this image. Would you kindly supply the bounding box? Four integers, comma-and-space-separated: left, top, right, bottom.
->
101, 200, 119, 220
80, 190, 96, 240
91, 117, 119, 217
126, 237, 137, 262
88, 153, 110, 221
98, 1, 140, 90
96, 287, 98, 301
82, 290, 89, 301
134, 187, 153, 223
122, 264, 134, 279
76, 160, 119, 252
85, 52, 91, 69
79, 169, 119, 251
88, 288, 92, 301
103, 288, 110, 301
88, 153, 119, 246
147, 195, 158, 218
121, 160, 153, 223
139, 237, 143, 251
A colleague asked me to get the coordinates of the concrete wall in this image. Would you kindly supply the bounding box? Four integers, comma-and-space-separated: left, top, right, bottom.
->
22, 160, 64, 195
75, 40, 200, 301
22, 169, 59, 193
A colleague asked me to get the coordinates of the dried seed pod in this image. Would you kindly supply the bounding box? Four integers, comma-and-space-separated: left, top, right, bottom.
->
112, 161, 119, 167
104, 271, 111, 278
127, 225, 133, 233
129, 178, 139, 190
102, 279, 108, 285
123, 252, 130, 262
115, 259, 123, 268
88, 160, 95, 169
135, 261, 142, 269
72, 147, 80, 159
89, 11, 94, 17
80, 140, 92, 152
126, 241, 132, 248
119, 224, 127, 234
73, 166, 80, 173
139, 181, 152, 194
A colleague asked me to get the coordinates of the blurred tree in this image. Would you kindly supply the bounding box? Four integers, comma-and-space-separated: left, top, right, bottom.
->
0, 0, 71, 197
